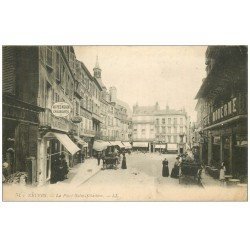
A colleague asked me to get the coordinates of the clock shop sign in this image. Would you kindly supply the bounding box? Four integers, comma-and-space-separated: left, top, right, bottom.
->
52, 102, 71, 117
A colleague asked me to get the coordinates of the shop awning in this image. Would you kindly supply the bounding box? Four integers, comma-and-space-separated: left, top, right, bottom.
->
115, 141, 125, 148
155, 144, 165, 149
122, 142, 132, 149
133, 142, 148, 148
93, 140, 108, 151
167, 143, 178, 150
108, 141, 118, 146
74, 136, 88, 147
45, 132, 80, 155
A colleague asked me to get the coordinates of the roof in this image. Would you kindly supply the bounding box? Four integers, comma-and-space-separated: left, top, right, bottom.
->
133, 105, 186, 116
116, 99, 132, 118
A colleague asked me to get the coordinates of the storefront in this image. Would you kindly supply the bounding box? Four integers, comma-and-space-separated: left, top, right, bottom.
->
132, 142, 148, 151
37, 110, 80, 185
202, 95, 247, 180
2, 95, 43, 184
167, 143, 178, 154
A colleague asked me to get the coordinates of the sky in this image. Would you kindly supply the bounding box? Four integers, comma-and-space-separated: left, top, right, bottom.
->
74, 46, 207, 122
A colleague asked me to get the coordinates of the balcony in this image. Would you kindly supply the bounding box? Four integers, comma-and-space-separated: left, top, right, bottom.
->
39, 108, 78, 133
80, 128, 96, 137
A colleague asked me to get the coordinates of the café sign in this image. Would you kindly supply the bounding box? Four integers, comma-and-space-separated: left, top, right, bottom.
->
203, 97, 237, 127
52, 102, 71, 117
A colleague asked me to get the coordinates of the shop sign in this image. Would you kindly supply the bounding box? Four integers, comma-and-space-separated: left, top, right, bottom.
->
203, 97, 237, 127
71, 116, 82, 123
52, 102, 71, 117
51, 116, 69, 132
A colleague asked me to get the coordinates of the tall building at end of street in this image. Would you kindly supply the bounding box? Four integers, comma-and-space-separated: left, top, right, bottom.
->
195, 46, 247, 181
131, 102, 190, 154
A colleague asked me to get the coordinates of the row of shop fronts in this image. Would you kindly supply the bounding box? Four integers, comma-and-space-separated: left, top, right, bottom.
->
199, 116, 247, 180
2, 95, 133, 185
132, 141, 187, 154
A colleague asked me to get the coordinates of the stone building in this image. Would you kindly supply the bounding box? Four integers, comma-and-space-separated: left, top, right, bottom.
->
132, 102, 189, 153
3, 46, 80, 185
195, 46, 247, 181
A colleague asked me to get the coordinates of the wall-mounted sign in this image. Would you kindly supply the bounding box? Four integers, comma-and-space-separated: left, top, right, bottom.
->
203, 97, 238, 127
52, 102, 71, 117
71, 116, 82, 123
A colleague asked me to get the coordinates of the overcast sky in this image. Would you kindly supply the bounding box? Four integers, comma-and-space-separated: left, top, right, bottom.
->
74, 46, 207, 122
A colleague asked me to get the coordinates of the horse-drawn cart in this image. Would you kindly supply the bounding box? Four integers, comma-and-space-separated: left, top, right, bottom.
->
179, 161, 202, 186
103, 156, 118, 170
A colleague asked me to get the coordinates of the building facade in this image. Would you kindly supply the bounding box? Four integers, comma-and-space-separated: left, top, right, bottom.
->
132, 102, 190, 153
195, 46, 247, 181
2, 46, 132, 185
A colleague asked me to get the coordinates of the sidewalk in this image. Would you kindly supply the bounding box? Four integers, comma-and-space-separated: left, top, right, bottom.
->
59, 158, 102, 187
201, 169, 221, 188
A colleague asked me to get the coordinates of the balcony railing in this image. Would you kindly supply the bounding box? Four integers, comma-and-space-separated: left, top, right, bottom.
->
40, 108, 78, 133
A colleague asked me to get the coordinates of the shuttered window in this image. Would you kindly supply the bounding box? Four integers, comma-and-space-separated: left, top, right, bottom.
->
3, 46, 16, 95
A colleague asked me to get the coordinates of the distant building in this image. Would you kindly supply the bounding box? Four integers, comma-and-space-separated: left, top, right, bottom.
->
132, 102, 190, 153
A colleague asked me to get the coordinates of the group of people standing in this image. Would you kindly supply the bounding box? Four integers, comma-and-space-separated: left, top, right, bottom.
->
50, 153, 69, 184
162, 156, 181, 178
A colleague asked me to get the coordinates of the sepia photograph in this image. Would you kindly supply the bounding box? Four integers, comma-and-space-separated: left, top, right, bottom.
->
2, 45, 248, 201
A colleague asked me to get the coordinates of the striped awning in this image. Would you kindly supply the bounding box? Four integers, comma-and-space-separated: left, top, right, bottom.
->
45, 132, 80, 155
93, 140, 108, 151
133, 142, 148, 148
155, 144, 165, 149
115, 141, 125, 148
122, 142, 132, 149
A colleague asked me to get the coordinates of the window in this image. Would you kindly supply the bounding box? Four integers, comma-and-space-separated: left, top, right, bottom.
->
168, 136, 171, 143
61, 65, 65, 90
173, 135, 177, 143
174, 118, 177, 125
180, 126, 183, 133
168, 118, 171, 124
162, 118, 165, 124
55, 52, 60, 81
174, 126, 177, 133
46, 46, 53, 68
75, 101, 80, 116
133, 129, 137, 132
161, 126, 166, 133
156, 118, 159, 125
156, 127, 160, 134
180, 118, 183, 125
168, 127, 171, 133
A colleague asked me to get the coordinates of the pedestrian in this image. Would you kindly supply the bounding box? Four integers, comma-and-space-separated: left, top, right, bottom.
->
219, 161, 226, 186
162, 158, 169, 177
97, 152, 101, 166
60, 153, 69, 180
171, 157, 180, 179
121, 154, 127, 169
2, 158, 11, 179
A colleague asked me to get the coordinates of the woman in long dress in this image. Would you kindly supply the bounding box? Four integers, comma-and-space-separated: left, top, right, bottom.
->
162, 158, 169, 177
121, 154, 127, 169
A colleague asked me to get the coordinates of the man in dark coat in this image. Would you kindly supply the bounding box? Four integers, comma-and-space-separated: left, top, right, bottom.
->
162, 158, 169, 177
121, 154, 127, 169
97, 152, 101, 166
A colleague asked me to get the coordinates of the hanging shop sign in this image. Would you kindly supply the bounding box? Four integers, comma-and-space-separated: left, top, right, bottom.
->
52, 102, 71, 117
71, 116, 82, 123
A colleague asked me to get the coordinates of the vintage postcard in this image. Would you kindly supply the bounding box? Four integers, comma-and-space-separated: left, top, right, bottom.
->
2, 46, 248, 201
